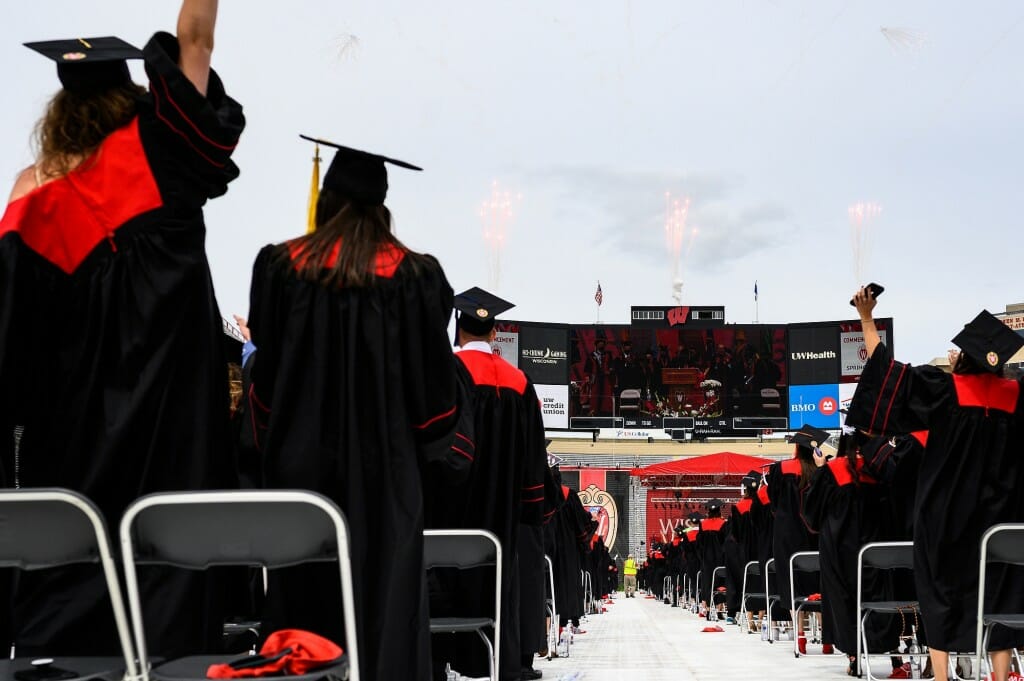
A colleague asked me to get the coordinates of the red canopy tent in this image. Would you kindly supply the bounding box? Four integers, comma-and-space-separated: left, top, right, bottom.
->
635, 451, 778, 544
633, 451, 775, 479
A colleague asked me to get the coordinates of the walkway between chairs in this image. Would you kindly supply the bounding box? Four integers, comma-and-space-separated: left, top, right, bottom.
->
535, 594, 855, 680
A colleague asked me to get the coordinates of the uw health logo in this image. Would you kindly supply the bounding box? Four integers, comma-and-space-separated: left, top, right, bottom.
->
818, 396, 837, 416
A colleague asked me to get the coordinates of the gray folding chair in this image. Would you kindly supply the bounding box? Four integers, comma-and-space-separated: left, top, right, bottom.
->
856, 541, 920, 680
0, 488, 138, 681
423, 529, 502, 681
543, 555, 558, 661
709, 566, 728, 620
119, 490, 359, 681
790, 551, 823, 657
764, 558, 784, 643
975, 523, 1024, 681
739, 560, 764, 633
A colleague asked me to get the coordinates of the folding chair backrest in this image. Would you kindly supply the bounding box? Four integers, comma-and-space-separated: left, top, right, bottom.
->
983, 524, 1024, 566
861, 542, 914, 570
423, 530, 500, 570
0, 489, 138, 679
791, 552, 820, 573
120, 490, 360, 681
126, 498, 338, 568
745, 561, 762, 578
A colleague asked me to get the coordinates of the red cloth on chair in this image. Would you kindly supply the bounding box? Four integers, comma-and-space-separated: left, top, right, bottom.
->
207, 629, 344, 678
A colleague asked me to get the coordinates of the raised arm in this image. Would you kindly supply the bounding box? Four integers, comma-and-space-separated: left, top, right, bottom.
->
176, 0, 218, 96
852, 286, 880, 358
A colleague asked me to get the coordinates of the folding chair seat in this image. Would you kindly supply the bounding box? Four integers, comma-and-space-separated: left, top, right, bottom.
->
975, 523, 1024, 681
119, 490, 359, 681
790, 551, 825, 657
856, 541, 922, 681
0, 488, 138, 681
423, 529, 502, 681
739, 560, 765, 633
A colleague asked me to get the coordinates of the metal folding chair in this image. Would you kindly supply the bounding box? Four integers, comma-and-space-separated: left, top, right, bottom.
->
709, 566, 728, 621
739, 560, 764, 633
764, 558, 784, 643
543, 555, 558, 661
856, 541, 920, 681
790, 551, 823, 657
423, 529, 502, 681
975, 523, 1024, 681
0, 488, 138, 681
120, 490, 359, 681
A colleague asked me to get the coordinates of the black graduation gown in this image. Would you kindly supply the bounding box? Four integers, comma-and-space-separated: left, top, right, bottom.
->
0, 32, 244, 657
248, 245, 459, 681
697, 517, 727, 605
846, 342, 1024, 651
423, 346, 548, 681
724, 499, 752, 615
766, 458, 819, 608
803, 456, 902, 655
683, 529, 701, 598
549, 486, 591, 624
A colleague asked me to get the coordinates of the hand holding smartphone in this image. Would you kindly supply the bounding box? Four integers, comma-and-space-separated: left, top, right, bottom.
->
850, 282, 884, 307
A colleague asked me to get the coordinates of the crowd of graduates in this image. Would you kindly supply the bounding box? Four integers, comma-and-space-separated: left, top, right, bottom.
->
624, 289, 1024, 681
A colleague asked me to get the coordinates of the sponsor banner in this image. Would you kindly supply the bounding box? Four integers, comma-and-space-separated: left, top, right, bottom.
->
491, 330, 519, 367
839, 383, 858, 427
597, 428, 672, 440
519, 325, 569, 385
840, 329, 888, 379
789, 384, 841, 428
788, 325, 841, 385
536, 384, 569, 429
998, 312, 1024, 331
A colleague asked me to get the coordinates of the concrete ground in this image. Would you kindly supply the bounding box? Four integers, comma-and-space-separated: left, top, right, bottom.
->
528, 592, 871, 681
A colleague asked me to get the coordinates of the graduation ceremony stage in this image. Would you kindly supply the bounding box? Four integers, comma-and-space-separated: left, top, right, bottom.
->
531, 593, 858, 681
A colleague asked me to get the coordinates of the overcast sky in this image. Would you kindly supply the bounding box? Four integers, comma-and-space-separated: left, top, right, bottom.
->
3, 1, 1022, 365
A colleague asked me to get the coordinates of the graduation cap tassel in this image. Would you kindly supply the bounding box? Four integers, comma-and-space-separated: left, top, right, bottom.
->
306, 143, 321, 234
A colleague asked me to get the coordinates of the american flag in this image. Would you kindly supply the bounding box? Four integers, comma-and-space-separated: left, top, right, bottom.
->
595, 281, 603, 306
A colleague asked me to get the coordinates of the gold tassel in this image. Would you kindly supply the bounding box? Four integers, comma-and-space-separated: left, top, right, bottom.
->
307, 143, 321, 234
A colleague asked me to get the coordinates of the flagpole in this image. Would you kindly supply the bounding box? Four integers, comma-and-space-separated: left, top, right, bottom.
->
754, 280, 759, 324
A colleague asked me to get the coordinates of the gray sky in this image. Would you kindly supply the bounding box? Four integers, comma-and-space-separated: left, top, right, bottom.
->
4, 1, 1022, 365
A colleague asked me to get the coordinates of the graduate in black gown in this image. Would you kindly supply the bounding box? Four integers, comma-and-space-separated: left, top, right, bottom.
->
696, 499, 728, 619
724, 473, 758, 620
548, 482, 591, 631
423, 287, 548, 681
847, 288, 1024, 681
765, 425, 828, 652
247, 139, 460, 681
0, 0, 244, 657
803, 430, 906, 671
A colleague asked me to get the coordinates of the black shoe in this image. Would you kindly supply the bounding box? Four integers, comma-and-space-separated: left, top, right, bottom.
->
521, 668, 543, 680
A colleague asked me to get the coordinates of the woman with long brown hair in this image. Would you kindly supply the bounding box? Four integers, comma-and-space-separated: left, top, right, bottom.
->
0, 0, 244, 658
246, 138, 461, 681
764, 424, 830, 653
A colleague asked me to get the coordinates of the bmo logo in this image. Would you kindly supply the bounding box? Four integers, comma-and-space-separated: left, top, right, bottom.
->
789, 384, 841, 427
818, 397, 837, 416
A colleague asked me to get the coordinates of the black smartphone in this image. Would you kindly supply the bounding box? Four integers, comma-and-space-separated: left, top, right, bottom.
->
850, 282, 884, 306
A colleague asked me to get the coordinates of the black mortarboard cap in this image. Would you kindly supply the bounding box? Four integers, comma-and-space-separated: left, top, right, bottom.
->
789, 425, 830, 450
300, 134, 421, 206
454, 287, 514, 338
687, 511, 704, 522
951, 310, 1024, 374
25, 37, 141, 95
706, 498, 724, 512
